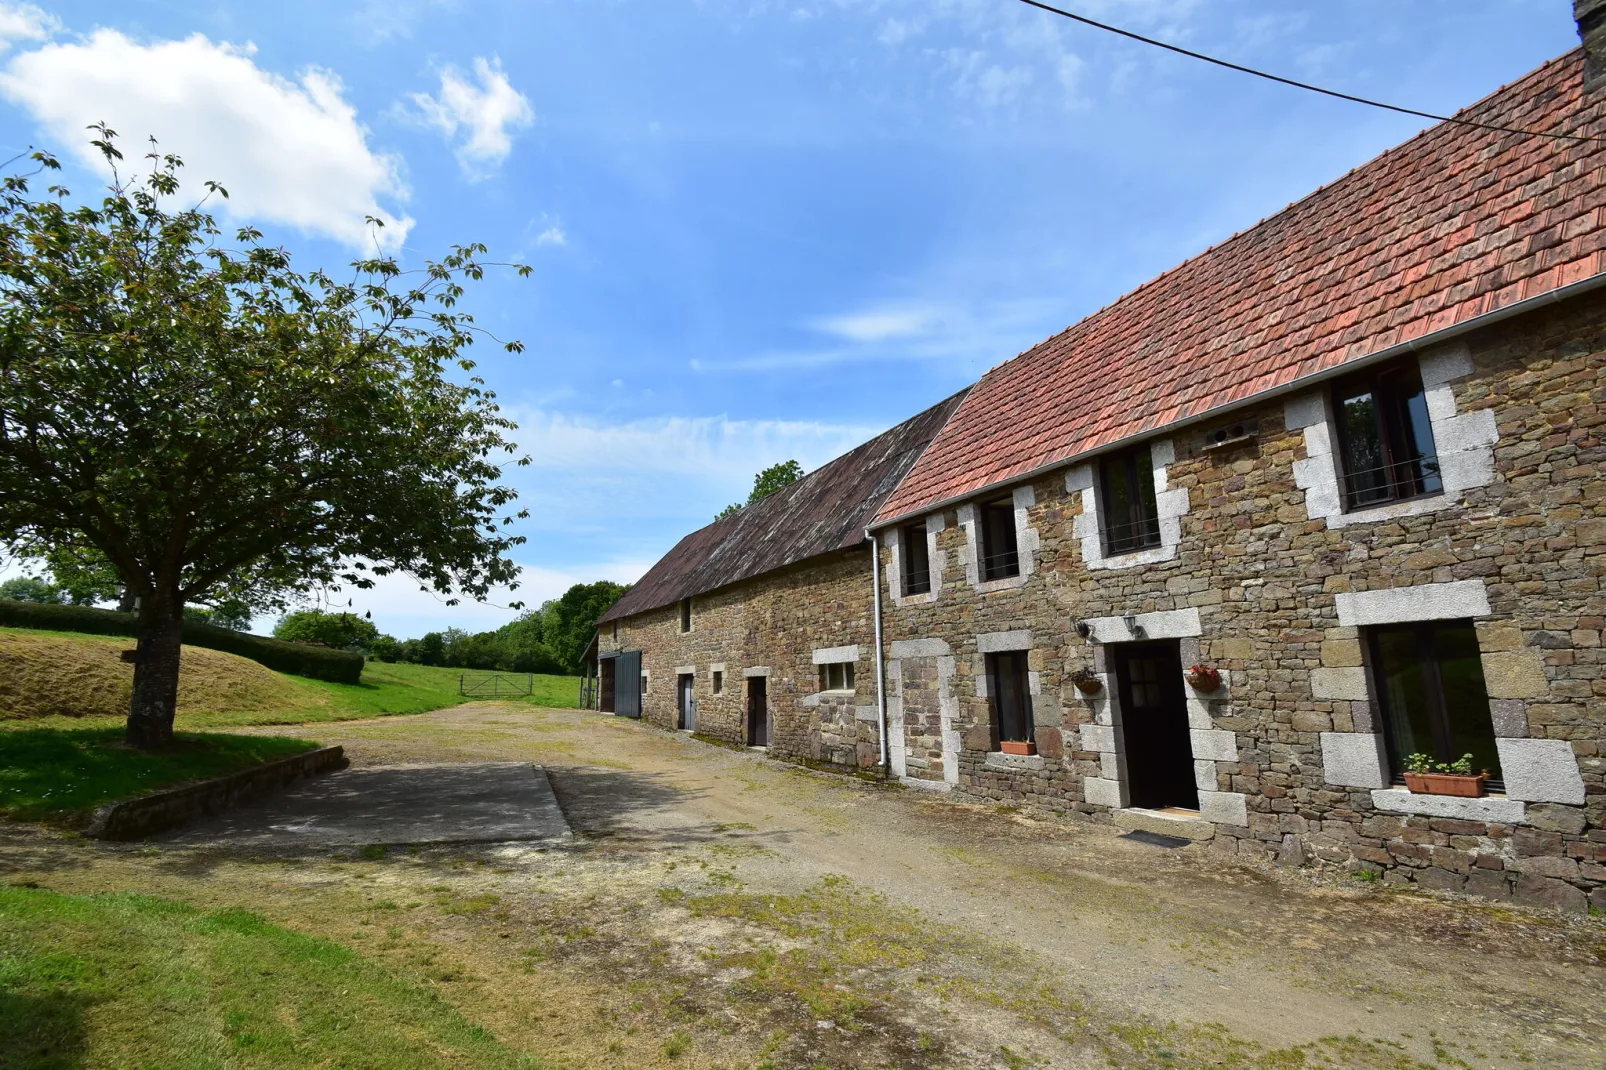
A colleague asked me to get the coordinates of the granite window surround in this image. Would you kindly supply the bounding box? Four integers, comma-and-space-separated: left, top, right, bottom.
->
1067, 438, 1189, 571
957, 485, 1040, 593
1316, 578, 1587, 823
888, 514, 946, 607
1287, 344, 1499, 529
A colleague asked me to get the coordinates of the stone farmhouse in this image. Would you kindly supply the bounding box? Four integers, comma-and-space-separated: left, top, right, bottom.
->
597, 25, 1606, 912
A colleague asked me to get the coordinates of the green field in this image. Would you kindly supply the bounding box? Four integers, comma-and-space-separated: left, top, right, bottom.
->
0, 729, 320, 824
1, 624, 582, 731
0, 885, 544, 1070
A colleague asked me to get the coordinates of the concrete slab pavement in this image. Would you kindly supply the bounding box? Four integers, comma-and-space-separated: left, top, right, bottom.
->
163, 762, 571, 848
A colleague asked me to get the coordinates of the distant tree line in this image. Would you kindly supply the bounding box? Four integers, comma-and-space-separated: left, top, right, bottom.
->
270, 580, 627, 676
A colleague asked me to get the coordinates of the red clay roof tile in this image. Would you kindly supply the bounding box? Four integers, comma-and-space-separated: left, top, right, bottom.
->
874, 52, 1605, 527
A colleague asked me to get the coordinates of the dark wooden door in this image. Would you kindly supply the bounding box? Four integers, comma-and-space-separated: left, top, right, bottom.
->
1113, 640, 1197, 810
599, 656, 616, 713
747, 676, 768, 747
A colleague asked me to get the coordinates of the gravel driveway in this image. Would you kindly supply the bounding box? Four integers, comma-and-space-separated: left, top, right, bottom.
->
6, 702, 1604, 1069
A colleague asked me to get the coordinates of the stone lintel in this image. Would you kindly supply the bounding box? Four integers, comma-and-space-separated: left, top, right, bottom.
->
812, 644, 861, 665
1334, 580, 1491, 627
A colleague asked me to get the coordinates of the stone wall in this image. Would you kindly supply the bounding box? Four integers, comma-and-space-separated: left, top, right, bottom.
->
597, 548, 882, 772
877, 294, 1606, 912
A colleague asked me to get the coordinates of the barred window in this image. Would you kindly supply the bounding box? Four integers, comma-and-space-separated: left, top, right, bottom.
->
902, 521, 932, 596
1333, 363, 1442, 511
1100, 444, 1161, 555
818, 661, 855, 691
979, 499, 1020, 581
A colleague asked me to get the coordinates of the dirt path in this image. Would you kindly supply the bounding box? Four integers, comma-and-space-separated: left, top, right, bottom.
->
6, 703, 1604, 1069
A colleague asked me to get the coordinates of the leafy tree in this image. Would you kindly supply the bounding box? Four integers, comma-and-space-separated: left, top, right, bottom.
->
274, 610, 380, 649
543, 581, 628, 672
0, 132, 529, 749
367, 633, 401, 662
749, 459, 803, 503
714, 459, 804, 521
0, 575, 62, 604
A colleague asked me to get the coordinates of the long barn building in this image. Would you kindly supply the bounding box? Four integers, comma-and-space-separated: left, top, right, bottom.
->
597, 28, 1606, 912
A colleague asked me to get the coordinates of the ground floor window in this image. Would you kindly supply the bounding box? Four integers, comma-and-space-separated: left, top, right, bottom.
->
819, 661, 855, 691
986, 650, 1033, 747
1367, 620, 1502, 788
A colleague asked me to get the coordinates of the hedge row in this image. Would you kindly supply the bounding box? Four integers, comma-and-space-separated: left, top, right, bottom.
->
0, 600, 365, 684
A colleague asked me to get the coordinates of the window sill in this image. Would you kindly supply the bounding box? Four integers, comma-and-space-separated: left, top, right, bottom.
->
1370, 788, 1525, 824
984, 751, 1046, 772
973, 572, 1030, 594
1329, 491, 1449, 529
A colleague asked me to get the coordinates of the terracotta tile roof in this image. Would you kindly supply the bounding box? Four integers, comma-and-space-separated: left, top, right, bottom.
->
874, 51, 1606, 526
599, 389, 968, 623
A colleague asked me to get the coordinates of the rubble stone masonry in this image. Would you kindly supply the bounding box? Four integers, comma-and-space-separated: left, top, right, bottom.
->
878, 295, 1606, 912
597, 549, 882, 772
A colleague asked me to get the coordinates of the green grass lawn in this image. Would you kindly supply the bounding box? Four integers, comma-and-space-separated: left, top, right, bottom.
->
0, 885, 544, 1070
0, 728, 320, 824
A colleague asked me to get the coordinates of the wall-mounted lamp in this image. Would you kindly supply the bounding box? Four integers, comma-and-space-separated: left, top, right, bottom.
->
1074, 620, 1092, 640
1123, 615, 1145, 639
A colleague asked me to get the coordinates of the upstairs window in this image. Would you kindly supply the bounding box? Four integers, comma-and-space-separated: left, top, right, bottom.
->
818, 661, 855, 692
712, 670, 723, 695
1333, 363, 1442, 510
680, 597, 692, 633
901, 521, 932, 596
986, 651, 1033, 747
979, 498, 1020, 581
1368, 620, 1502, 789
1100, 444, 1161, 555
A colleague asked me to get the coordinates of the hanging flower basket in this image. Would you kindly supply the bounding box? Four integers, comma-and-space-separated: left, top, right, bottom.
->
1000, 740, 1037, 756
1070, 667, 1102, 695
1186, 664, 1221, 692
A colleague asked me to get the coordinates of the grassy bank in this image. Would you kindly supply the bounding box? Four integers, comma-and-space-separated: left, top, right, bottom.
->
0, 729, 320, 824
0, 885, 543, 1070
1, 625, 582, 732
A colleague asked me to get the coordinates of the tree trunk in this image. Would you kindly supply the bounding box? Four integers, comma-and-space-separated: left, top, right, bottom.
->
126, 590, 183, 750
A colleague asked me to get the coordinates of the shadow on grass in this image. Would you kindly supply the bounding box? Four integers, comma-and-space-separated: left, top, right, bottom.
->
0, 990, 90, 1069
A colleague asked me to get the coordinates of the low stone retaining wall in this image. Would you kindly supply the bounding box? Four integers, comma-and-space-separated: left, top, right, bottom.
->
85, 745, 348, 841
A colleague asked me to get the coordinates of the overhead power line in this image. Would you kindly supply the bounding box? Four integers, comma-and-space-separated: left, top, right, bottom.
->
1013, 0, 1605, 145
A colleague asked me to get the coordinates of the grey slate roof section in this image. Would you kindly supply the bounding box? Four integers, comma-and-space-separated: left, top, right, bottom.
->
599, 389, 969, 625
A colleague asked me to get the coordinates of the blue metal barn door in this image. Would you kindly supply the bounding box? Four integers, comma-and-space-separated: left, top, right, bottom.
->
615, 650, 642, 718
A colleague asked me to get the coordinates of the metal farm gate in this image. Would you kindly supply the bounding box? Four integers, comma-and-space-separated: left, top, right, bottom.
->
458, 672, 535, 698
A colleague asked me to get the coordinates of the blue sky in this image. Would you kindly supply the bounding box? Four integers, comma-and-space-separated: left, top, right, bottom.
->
0, 1, 1583, 638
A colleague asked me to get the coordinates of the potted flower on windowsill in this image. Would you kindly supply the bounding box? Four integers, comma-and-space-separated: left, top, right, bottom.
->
1402, 753, 1488, 798
1185, 664, 1222, 693
1000, 739, 1037, 756
1070, 667, 1102, 696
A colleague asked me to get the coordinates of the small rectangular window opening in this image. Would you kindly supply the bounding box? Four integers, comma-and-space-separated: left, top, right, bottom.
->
818, 662, 855, 692
1332, 362, 1442, 511
1368, 619, 1502, 789
712, 670, 723, 695
679, 597, 692, 633
985, 650, 1033, 747
1099, 444, 1162, 556
979, 498, 1020, 581
901, 521, 932, 596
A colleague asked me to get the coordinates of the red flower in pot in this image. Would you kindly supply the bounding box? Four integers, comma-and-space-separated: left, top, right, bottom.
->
1186, 664, 1221, 692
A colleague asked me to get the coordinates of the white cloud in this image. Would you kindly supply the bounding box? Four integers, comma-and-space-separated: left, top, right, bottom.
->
0, 30, 411, 249
535, 225, 567, 247
510, 409, 876, 482
0, 2, 56, 51
408, 57, 533, 177
810, 306, 937, 343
